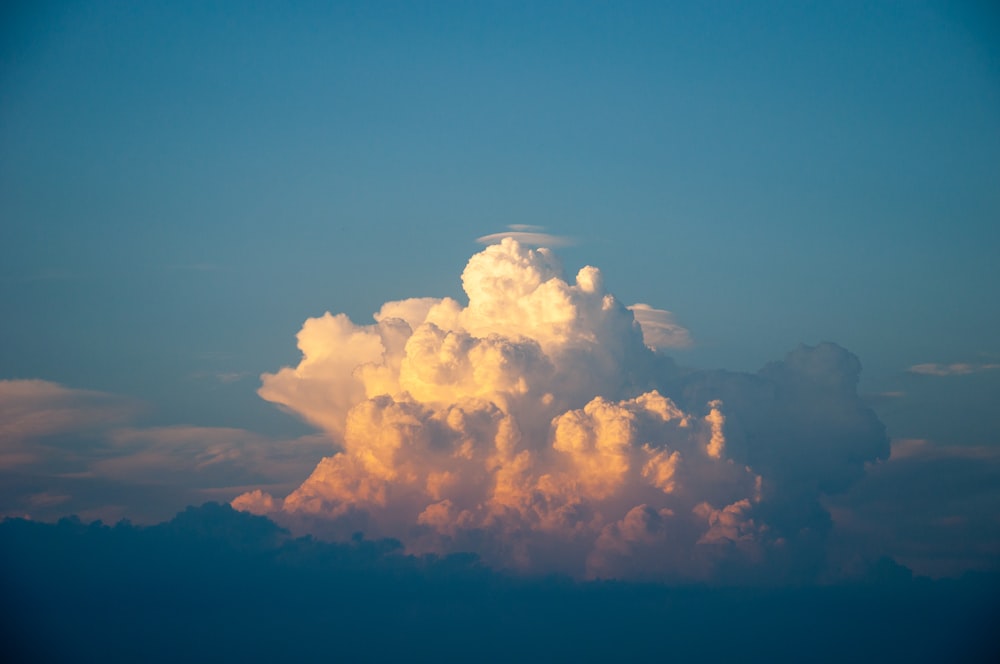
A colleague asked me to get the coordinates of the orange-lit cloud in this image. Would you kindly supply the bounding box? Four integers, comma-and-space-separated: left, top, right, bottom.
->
237, 239, 886, 580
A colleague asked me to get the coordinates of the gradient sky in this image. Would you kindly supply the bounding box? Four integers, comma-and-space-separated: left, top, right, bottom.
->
1, 2, 999, 579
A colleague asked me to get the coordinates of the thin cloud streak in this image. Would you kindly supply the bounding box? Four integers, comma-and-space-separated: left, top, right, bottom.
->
476, 231, 575, 247
908, 362, 1000, 376
476, 223, 574, 247
889, 438, 1000, 461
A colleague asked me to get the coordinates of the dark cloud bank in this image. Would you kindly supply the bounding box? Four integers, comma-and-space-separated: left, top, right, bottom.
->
3, 503, 998, 663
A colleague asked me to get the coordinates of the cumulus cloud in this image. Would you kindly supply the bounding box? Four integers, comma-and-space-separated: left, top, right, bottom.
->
476, 225, 574, 247
908, 362, 1000, 376
237, 239, 889, 582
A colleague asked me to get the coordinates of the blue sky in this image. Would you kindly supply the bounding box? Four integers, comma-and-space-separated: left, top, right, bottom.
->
1, 1, 999, 582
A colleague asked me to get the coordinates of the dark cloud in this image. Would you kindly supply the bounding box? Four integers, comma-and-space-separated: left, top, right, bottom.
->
675, 342, 889, 496
825, 440, 1000, 578
2, 504, 997, 663
659, 342, 891, 580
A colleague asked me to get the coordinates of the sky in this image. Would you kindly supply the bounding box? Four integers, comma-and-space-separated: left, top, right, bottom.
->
2, 0, 1000, 644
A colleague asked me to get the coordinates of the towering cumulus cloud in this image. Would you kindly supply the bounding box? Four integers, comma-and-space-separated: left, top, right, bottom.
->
234, 239, 888, 581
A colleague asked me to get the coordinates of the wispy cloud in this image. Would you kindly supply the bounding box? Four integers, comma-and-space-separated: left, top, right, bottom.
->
190, 370, 251, 384
103, 426, 329, 481
861, 391, 906, 407
889, 438, 1000, 461
0, 380, 139, 468
0, 379, 330, 522
627, 303, 692, 350
908, 362, 1000, 376
476, 225, 574, 247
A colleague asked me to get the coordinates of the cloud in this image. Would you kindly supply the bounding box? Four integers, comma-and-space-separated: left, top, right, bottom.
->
476, 225, 574, 247
0, 381, 330, 522
0, 380, 138, 469
97, 426, 330, 489
908, 362, 1000, 376
825, 438, 1000, 578
187, 370, 251, 384
5, 503, 996, 662
237, 239, 889, 582
627, 303, 692, 349
888, 438, 1000, 462
678, 342, 890, 496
